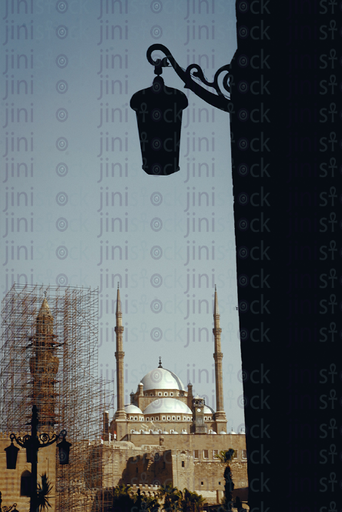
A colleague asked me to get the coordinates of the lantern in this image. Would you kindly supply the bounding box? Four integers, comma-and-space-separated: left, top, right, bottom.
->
5, 439, 20, 469
130, 75, 188, 176
57, 433, 71, 465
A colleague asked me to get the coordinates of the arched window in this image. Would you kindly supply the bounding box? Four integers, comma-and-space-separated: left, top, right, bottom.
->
21, 470, 32, 496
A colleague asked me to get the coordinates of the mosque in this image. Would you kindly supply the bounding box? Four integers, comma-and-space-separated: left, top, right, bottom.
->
98, 287, 248, 505
110, 286, 229, 440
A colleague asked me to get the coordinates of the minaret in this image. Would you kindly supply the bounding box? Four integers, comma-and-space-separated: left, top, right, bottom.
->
114, 285, 126, 422
213, 286, 227, 431
29, 295, 59, 431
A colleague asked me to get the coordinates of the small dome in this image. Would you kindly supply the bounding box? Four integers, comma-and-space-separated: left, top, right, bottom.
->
203, 405, 215, 414
125, 404, 143, 415
140, 367, 185, 391
143, 398, 192, 415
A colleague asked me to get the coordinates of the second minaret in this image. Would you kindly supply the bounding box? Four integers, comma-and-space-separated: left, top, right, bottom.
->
114, 285, 126, 420
213, 286, 227, 430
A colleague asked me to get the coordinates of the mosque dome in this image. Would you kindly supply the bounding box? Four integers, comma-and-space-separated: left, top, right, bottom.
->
125, 404, 143, 415
143, 398, 192, 415
204, 405, 215, 414
140, 365, 186, 391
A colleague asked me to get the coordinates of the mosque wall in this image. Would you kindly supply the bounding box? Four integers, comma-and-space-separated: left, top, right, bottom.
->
123, 432, 246, 452
121, 450, 174, 487
115, 418, 216, 435
171, 449, 196, 490
97, 434, 248, 492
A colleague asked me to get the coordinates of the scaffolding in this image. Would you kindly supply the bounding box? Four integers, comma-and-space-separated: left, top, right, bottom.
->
0, 283, 105, 512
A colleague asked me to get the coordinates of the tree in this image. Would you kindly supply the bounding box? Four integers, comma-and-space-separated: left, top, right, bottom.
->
158, 483, 182, 511
110, 484, 135, 511
109, 484, 160, 512
36, 472, 53, 512
180, 488, 205, 512
215, 449, 236, 512
135, 488, 159, 512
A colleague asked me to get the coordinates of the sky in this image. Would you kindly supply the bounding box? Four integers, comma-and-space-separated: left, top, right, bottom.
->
0, 0, 244, 431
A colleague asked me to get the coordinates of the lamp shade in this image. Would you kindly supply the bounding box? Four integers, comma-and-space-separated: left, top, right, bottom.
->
5, 441, 20, 469
130, 76, 188, 176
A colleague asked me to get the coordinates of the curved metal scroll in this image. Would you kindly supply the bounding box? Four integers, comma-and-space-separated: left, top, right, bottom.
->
147, 44, 232, 113
10, 432, 31, 448
10, 429, 67, 448
2, 504, 18, 512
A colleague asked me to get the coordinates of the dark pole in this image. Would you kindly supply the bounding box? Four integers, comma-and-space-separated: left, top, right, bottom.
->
6, 405, 70, 511
29, 405, 38, 512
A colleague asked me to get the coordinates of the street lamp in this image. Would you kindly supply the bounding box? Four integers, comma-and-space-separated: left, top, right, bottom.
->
5, 405, 71, 512
130, 44, 233, 176
0, 492, 18, 512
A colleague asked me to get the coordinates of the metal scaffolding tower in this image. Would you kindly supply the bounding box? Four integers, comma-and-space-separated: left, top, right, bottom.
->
0, 284, 104, 512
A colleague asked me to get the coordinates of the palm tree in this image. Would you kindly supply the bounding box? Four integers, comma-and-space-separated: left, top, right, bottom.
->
140, 494, 160, 512
109, 484, 160, 512
180, 488, 205, 512
215, 449, 236, 511
36, 473, 53, 512
134, 487, 159, 512
158, 483, 182, 511
110, 484, 135, 511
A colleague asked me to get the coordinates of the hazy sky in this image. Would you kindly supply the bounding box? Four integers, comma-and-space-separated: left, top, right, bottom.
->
0, 0, 244, 431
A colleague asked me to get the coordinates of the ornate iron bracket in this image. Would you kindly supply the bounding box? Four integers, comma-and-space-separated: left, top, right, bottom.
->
2, 505, 18, 512
10, 429, 67, 449
146, 44, 233, 113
